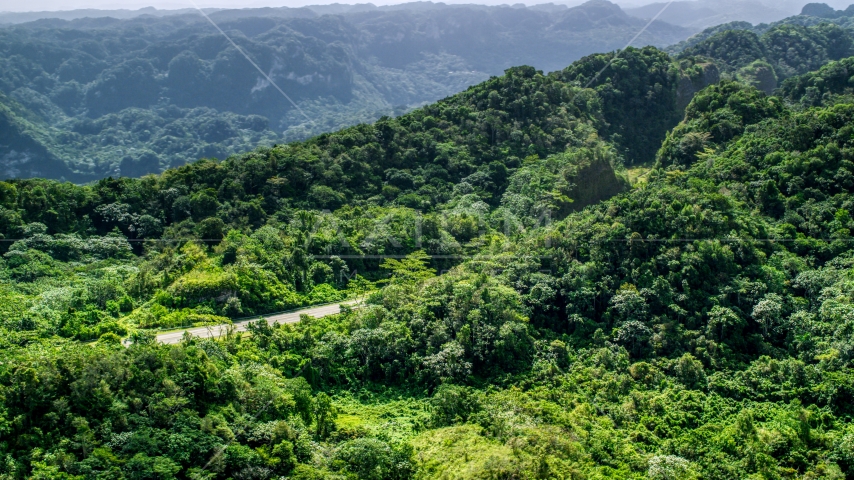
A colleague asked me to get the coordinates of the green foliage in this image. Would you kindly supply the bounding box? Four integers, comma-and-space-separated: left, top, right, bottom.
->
333, 438, 414, 479
501, 143, 629, 222
380, 251, 436, 284
656, 81, 785, 168
5, 32, 854, 480
679, 21, 854, 92
560, 47, 708, 163
780, 55, 854, 107
682, 29, 768, 72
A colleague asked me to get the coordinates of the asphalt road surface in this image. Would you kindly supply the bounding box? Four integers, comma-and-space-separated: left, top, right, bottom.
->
155, 301, 356, 345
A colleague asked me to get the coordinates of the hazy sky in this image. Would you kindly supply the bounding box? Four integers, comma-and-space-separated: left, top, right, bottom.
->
0, 0, 848, 13
0, 0, 572, 11
0, 0, 591, 11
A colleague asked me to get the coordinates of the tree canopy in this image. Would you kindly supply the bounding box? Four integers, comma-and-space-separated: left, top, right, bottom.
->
4, 33, 854, 480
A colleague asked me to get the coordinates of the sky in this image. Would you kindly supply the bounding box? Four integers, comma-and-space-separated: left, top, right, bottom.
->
0, 0, 586, 11
0, 0, 849, 13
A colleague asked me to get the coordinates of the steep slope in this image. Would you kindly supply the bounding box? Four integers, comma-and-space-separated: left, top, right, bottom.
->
667, 3, 854, 55
559, 49, 719, 163
0, 51, 681, 324
0, 94, 79, 181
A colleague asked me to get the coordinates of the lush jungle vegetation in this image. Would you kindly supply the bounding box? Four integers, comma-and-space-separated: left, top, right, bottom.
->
4, 19, 854, 479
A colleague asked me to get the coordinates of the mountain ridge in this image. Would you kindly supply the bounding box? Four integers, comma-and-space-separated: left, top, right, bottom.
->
0, 0, 694, 181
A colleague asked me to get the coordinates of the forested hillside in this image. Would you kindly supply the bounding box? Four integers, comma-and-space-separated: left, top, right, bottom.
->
670, 6, 854, 93
3, 23, 854, 476
7, 1, 854, 182
0, 46, 715, 232
0, 0, 693, 181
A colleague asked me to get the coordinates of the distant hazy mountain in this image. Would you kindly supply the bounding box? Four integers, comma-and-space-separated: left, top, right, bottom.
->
0, 7, 201, 24
0, 0, 694, 181
625, 0, 795, 30
800, 2, 854, 17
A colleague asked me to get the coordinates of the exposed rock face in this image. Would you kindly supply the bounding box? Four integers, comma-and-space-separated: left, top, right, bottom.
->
568, 153, 630, 213
677, 63, 721, 110
738, 61, 778, 94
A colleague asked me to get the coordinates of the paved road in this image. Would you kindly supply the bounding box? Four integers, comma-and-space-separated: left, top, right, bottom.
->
155, 301, 358, 345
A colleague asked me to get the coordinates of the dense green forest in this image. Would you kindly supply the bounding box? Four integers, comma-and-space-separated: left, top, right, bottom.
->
0, 0, 693, 182
5, 14, 854, 479
0, 32, 854, 479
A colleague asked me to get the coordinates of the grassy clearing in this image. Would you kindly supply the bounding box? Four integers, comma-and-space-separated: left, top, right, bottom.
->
411, 425, 519, 480
332, 392, 431, 444
626, 163, 654, 186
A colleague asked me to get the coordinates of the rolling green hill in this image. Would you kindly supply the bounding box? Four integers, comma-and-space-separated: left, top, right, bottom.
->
0, 0, 696, 181
7, 1, 854, 183
0, 46, 716, 247
662, 2, 854, 96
